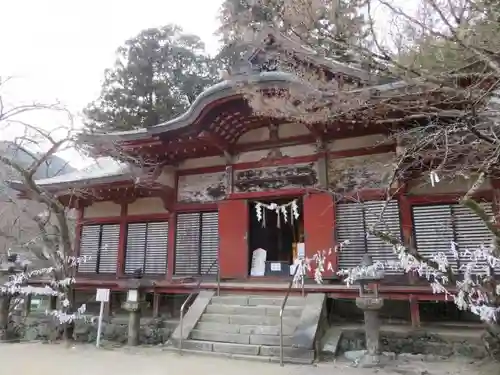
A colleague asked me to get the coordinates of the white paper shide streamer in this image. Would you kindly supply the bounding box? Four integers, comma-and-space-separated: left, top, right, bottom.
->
254, 199, 300, 228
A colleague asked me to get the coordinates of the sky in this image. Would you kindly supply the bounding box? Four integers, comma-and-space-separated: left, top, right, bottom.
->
0, 0, 224, 168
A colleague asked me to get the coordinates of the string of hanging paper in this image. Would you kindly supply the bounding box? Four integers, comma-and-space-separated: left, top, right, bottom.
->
254, 199, 300, 228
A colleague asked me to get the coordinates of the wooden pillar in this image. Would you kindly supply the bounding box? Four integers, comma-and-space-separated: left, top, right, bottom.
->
152, 293, 160, 317
409, 295, 420, 328
218, 199, 249, 279
23, 295, 32, 317
398, 192, 416, 284
303, 193, 336, 276
116, 203, 128, 277
74, 204, 85, 257
167, 213, 176, 279
103, 296, 111, 319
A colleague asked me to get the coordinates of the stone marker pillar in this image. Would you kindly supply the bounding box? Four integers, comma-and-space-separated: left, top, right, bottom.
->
355, 296, 384, 365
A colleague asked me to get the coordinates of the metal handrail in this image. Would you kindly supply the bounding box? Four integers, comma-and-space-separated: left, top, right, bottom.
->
279, 260, 305, 367
179, 258, 219, 354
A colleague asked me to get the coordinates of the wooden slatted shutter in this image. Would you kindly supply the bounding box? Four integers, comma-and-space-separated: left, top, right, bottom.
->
336, 200, 402, 274
363, 200, 403, 275
98, 224, 120, 274
452, 203, 495, 275
125, 223, 147, 275
200, 212, 219, 275
175, 213, 201, 275
144, 221, 169, 275
412, 205, 458, 273
78, 225, 100, 273
336, 202, 366, 271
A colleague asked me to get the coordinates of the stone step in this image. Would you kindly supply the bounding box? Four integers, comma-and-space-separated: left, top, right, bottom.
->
190, 329, 294, 346
200, 313, 296, 326
205, 304, 303, 317
196, 321, 296, 336
162, 346, 314, 365
181, 339, 315, 361
211, 295, 306, 307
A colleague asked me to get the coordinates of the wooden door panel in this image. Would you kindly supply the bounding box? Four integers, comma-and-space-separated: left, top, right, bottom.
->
218, 199, 249, 279
303, 193, 335, 277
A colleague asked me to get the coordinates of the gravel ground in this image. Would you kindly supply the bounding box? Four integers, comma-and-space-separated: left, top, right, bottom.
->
1, 343, 495, 375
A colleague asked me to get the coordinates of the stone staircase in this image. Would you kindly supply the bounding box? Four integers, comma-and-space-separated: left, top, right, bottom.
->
170, 292, 326, 364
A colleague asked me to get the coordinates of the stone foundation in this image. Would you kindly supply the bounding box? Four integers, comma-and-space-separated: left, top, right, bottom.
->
7, 315, 177, 345
336, 329, 486, 359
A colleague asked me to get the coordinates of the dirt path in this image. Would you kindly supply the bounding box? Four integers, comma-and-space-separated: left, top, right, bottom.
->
0, 343, 493, 375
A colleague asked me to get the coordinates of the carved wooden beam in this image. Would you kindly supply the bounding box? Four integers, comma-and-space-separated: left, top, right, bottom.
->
151, 187, 175, 211
199, 130, 232, 155
113, 195, 138, 205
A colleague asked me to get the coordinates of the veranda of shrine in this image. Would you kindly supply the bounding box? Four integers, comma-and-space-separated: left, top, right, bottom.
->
9, 45, 496, 329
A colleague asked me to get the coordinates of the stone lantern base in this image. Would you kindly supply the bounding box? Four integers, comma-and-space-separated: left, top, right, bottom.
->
354, 296, 386, 367
121, 301, 148, 346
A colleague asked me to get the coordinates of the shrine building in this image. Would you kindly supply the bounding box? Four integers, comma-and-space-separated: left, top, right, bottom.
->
9, 39, 496, 330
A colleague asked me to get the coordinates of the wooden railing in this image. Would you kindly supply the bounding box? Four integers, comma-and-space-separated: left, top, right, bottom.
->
279, 261, 305, 366
179, 258, 219, 354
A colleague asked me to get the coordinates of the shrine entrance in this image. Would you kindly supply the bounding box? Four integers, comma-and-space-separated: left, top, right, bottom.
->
247, 198, 304, 277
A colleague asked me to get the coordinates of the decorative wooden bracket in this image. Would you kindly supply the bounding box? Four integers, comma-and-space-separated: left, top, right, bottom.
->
200, 130, 232, 155
156, 187, 175, 211
113, 195, 137, 205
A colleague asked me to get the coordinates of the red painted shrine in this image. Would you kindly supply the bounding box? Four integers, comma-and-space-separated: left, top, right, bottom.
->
9, 41, 497, 326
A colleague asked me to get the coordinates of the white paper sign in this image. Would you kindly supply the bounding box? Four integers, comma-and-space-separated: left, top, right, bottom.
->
96, 288, 110, 302
127, 289, 138, 302
297, 242, 306, 259
270, 262, 282, 271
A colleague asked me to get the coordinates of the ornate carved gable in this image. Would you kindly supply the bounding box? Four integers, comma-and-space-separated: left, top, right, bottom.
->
230, 31, 376, 86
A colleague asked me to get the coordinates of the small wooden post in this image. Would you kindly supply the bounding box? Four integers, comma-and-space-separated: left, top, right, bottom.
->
409, 295, 421, 328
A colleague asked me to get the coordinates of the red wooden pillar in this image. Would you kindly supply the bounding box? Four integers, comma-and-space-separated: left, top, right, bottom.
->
303, 193, 335, 277
116, 203, 128, 277
409, 295, 421, 327
218, 199, 249, 279
167, 212, 176, 280
398, 193, 416, 284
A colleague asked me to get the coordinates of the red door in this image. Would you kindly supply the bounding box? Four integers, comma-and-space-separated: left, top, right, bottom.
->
218, 199, 249, 279
303, 193, 336, 277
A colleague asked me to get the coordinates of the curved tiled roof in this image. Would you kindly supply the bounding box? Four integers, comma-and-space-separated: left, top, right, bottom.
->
8, 157, 132, 191
87, 71, 408, 143
87, 71, 303, 141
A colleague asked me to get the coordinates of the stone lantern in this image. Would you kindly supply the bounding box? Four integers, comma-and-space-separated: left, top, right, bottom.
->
121, 269, 149, 346
353, 254, 385, 367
